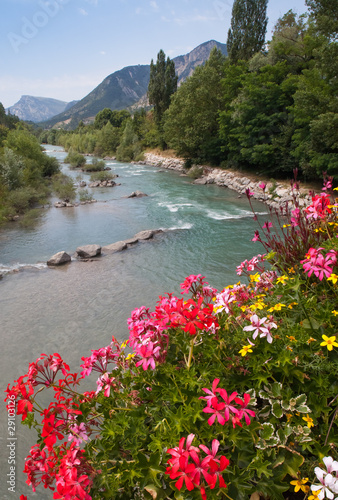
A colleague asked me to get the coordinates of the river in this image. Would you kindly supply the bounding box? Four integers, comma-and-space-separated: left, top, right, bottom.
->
0, 146, 267, 499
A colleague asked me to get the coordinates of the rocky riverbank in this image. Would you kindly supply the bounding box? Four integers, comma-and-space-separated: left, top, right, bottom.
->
141, 153, 313, 210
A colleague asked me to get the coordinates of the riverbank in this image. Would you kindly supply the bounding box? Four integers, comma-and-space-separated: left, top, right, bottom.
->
141, 152, 314, 209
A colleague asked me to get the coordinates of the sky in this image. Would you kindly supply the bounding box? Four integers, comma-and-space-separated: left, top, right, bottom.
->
0, 0, 309, 108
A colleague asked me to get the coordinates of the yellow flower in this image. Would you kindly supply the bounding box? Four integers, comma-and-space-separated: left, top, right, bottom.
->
240, 305, 247, 312
239, 345, 253, 357
126, 353, 135, 360
286, 346, 293, 351
302, 415, 314, 428
309, 490, 321, 499
332, 310, 338, 316
121, 340, 128, 349
268, 303, 286, 312
283, 224, 291, 228
334, 187, 338, 191
288, 302, 298, 309
250, 273, 260, 283
276, 275, 289, 284
286, 335, 296, 342
320, 334, 338, 351
288, 267, 296, 274
307, 337, 317, 344
327, 273, 338, 285
290, 478, 309, 493
286, 413, 293, 422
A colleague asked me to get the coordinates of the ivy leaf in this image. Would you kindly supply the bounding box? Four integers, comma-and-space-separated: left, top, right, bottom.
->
271, 382, 283, 398
260, 423, 275, 440
271, 401, 284, 418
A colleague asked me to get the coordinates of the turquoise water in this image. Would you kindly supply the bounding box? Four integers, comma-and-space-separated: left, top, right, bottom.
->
0, 146, 267, 498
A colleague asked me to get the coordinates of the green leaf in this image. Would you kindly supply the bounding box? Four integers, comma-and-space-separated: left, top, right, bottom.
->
271, 401, 284, 418
271, 382, 283, 398
302, 318, 320, 330
260, 423, 275, 440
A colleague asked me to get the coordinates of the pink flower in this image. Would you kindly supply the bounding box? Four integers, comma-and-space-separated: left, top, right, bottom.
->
243, 314, 270, 340
202, 398, 226, 426
199, 378, 221, 407
235, 393, 256, 425
135, 341, 161, 371
259, 182, 266, 190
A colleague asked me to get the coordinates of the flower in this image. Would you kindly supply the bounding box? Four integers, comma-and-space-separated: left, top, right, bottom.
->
302, 415, 314, 428
290, 477, 309, 493
320, 335, 338, 351
327, 274, 338, 285
243, 314, 269, 340
332, 310, 338, 316
238, 345, 253, 357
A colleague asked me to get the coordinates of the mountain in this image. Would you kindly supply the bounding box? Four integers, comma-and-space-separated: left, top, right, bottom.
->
42, 40, 227, 129
6, 96, 78, 123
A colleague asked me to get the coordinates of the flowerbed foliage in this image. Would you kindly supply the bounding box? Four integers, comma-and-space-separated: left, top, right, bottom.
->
6, 178, 338, 500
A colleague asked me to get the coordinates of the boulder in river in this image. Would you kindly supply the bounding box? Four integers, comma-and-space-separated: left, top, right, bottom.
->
75, 244, 102, 259
102, 241, 127, 253
47, 251, 71, 266
134, 230, 162, 240
127, 191, 148, 198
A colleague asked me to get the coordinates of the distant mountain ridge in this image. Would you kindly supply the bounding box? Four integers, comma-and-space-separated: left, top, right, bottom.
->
42, 40, 227, 129
6, 96, 79, 123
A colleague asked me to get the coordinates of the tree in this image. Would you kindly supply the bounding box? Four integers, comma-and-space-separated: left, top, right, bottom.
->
148, 50, 178, 127
227, 0, 268, 63
164, 48, 226, 164
306, 0, 338, 38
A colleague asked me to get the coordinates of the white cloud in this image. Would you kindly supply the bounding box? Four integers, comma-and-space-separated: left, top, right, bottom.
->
99, 51, 106, 55
79, 8, 89, 15
150, 1, 159, 11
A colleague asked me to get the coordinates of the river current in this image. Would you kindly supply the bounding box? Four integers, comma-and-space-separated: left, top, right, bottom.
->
0, 146, 267, 498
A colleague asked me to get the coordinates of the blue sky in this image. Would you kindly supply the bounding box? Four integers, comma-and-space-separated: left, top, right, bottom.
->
1, 0, 308, 108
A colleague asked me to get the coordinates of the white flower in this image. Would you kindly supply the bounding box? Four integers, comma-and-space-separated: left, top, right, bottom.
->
312, 472, 337, 499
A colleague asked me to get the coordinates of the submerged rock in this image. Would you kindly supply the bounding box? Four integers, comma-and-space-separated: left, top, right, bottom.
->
127, 191, 148, 198
134, 230, 162, 240
102, 241, 128, 253
47, 251, 71, 266
75, 244, 102, 259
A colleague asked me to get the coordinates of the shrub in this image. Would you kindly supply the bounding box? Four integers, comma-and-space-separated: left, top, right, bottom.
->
187, 165, 204, 179
82, 158, 106, 172
52, 173, 76, 202
5, 186, 41, 214
64, 151, 86, 168
6, 181, 338, 500
89, 171, 116, 183
78, 189, 93, 202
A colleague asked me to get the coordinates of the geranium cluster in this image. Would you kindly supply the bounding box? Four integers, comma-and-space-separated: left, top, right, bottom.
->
311, 456, 338, 500
165, 434, 229, 500
200, 379, 255, 428
5, 353, 97, 499
301, 247, 337, 281
127, 279, 218, 371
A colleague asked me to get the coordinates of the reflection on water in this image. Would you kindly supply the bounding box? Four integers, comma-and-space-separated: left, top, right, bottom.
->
0, 146, 266, 498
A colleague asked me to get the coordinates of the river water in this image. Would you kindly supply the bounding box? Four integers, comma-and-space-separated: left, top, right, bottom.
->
0, 146, 266, 499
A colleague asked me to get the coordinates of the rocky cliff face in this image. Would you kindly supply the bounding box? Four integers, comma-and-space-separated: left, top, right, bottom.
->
42, 40, 227, 129
6, 95, 77, 123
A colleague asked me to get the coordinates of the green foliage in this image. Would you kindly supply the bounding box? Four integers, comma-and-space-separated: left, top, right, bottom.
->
116, 120, 142, 162
89, 171, 116, 182
0, 147, 25, 190
82, 158, 106, 172
64, 151, 86, 168
52, 173, 76, 202
148, 49, 178, 136
164, 48, 226, 164
227, 0, 268, 63
78, 188, 93, 202
5, 186, 42, 214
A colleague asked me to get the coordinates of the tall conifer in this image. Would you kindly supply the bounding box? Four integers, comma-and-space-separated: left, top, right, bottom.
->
227, 0, 268, 63
148, 50, 178, 126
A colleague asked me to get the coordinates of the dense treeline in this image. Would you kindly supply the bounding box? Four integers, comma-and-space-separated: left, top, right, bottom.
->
0, 104, 59, 224
40, 0, 337, 181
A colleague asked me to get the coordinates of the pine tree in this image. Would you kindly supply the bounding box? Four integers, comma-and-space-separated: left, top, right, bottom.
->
148, 50, 178, 126
227, 0, 268, 63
